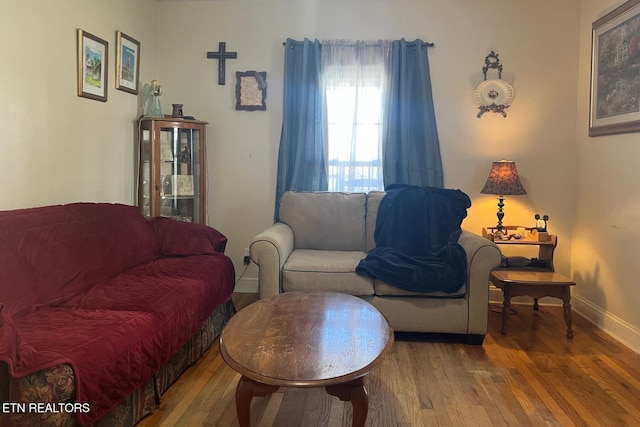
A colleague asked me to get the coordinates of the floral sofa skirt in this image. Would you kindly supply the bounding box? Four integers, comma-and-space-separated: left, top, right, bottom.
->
1, 300, 234, 427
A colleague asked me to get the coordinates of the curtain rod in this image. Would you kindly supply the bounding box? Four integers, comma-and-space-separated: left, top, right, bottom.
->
282, 40, 435, 47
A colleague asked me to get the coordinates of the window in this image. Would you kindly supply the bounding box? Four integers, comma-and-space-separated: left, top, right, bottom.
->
275, 38, 442, 215
322, 42, 389, 192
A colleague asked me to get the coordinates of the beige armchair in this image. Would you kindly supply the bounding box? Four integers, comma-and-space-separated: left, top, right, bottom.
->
250, 191, 501, 344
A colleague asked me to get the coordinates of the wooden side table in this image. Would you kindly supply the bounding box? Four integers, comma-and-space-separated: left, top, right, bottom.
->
490, 270, 576, 338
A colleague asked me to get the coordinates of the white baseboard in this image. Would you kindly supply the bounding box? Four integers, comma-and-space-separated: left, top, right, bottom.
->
234, 277, 259, 293
489, 286, 503, 303
571, 294, 640, 355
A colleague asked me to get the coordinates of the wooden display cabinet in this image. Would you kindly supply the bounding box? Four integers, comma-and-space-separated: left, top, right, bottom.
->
137, 117, 208, 224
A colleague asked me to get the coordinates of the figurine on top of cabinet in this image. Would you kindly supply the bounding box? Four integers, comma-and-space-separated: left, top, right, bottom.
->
142, 80, 163, 117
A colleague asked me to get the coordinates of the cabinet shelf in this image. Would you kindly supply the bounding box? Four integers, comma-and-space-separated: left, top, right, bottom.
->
143, 160, 194, 165
141, 195, 199, 200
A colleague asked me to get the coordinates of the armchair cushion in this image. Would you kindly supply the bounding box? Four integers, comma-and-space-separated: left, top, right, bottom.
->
279, 191, 367, 251
282, 249, 374, 295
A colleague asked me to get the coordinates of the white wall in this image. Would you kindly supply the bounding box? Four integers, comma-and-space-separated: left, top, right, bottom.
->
0, 0, 158, 209
156, 0, 581, 293
573, 0, 640, 352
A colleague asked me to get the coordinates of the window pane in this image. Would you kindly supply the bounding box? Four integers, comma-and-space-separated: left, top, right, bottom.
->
325, 77, 384, 192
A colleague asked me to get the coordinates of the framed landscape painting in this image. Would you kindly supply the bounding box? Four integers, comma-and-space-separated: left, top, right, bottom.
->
77, 29, 108, 102
115, 31, 140, 95
589, 0, 640, 136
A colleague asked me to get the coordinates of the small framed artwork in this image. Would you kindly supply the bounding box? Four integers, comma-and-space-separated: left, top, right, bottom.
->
589, 0, 640, 136
235, 71, 267, 111
77, 29, 108, 102
115, 31, 140, 95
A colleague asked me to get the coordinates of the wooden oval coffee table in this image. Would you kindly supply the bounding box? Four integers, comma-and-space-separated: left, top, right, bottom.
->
219, 291, 394, 427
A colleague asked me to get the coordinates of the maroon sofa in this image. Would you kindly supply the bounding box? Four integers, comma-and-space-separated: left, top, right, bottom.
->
0, 203, 235, 426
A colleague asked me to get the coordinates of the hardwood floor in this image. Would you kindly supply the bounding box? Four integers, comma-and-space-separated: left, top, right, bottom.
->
138, 294, 640, 426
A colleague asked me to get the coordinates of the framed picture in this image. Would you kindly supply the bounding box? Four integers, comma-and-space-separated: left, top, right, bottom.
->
589, 0, 640, 136
115, 31, 140, 95
77, 29, 108, 102
235, 71, 267, 111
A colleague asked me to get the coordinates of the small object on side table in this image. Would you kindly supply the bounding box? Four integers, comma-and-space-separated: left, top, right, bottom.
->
534, 213, 550, 232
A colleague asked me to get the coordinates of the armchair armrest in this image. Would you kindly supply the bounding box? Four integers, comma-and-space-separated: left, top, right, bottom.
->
249, 222, 295, 298
457, 230, 502, 335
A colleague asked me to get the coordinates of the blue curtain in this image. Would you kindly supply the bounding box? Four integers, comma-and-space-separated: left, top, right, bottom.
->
274, 38, 327, 220
275, 38, 443, 219
383, 39, 443, 188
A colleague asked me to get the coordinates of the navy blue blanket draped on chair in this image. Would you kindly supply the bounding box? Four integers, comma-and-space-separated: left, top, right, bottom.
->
356, 184, 471, 293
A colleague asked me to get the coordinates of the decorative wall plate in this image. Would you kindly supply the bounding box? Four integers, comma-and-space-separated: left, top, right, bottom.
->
475, 51, 515, 118
474, 79, 515, 107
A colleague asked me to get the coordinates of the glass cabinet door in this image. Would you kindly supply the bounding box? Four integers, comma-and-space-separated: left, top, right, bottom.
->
158, 127, 201, 223
140, 127, 152, 219
138, 118, 207, 224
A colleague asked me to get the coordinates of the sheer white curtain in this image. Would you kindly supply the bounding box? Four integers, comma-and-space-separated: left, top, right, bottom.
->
322, 40, 391, 192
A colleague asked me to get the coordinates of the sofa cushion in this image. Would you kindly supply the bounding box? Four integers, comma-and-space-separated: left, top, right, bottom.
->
0, 203, 160, 316
365, 191, 385, 251
282, 249, 374, 295
66, 254, 235, 336
152, 217, 228, 255
279, 191, 367, 251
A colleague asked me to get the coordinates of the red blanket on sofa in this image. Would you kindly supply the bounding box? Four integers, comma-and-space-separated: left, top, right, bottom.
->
0, 203, 234, 425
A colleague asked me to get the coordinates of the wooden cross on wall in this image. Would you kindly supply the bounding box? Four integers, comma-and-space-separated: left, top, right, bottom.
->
206, 42, 238, 85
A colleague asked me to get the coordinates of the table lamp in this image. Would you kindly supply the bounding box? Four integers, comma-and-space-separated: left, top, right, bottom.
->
480, 159, 526, 235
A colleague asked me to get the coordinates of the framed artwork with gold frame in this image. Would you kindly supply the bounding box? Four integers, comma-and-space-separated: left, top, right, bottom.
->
115, 31, 140, 95
77, 29, 108, 102
589, 0, 640, 136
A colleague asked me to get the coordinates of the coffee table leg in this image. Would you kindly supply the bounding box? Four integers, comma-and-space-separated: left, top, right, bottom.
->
326, 377, 368, 427
236, 376, 279, 427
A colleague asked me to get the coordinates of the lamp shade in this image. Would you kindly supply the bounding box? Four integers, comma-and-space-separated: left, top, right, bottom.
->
480, 160, 526, 196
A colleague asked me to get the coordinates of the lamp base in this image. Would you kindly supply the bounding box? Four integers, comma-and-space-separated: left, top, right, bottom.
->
494, 196, 505, 234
